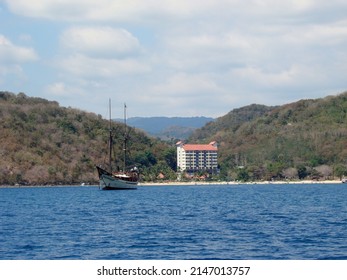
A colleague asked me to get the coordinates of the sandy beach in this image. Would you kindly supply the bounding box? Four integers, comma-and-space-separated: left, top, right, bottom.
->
0, 179, 344, 188
138, 179, 344, 186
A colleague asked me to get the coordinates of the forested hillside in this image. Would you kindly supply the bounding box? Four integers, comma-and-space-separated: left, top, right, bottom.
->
190, 92, 347, 181
2, 91, 347, 185
0, 92, 176, 185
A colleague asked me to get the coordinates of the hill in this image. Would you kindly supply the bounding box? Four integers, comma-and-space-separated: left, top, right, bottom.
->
119, 116, 214, 140
190, 92, 347, 181
0, 92, 176, 185
3, 91, 347, 185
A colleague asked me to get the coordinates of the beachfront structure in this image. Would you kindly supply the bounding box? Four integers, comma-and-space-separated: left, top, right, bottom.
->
176, 141, 218, 174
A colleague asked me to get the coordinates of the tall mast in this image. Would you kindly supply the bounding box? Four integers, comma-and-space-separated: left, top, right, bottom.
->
109, 99, 112, 173
123, 103, 127, 172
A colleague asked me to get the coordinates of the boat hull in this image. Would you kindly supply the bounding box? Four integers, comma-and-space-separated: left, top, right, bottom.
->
99, 173, 137, 190
96, 165, 138, 190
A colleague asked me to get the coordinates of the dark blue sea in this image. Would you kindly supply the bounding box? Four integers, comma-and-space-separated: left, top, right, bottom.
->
1, 184, 347, 260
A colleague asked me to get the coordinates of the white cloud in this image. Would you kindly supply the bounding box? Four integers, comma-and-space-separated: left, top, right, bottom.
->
226, 64, 331, 96
61, 26, 141, 58
53, 26, 150, 95
45, 82, 69, 97
2, 0, 347, 116
4, 0, 96, 20
57, 54, 150, 79
0, 1, 285, 22
139, 72, 227, 116
279, 19, 347, 46
0, 34, 38, 85
0, 65, 25, 85
5, 0, 347, 23
163, 31, 259, 72
151, 73, 222, 97
44, 81, 105, 112
0, 35, 37, 63
4, 0, 218, 21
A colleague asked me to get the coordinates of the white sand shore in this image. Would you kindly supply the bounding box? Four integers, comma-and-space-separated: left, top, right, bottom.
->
1, 180, 343, 188
139, 180, 343, 186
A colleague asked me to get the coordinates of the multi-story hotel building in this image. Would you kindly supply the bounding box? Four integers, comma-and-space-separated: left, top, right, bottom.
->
176, 141, 218, 174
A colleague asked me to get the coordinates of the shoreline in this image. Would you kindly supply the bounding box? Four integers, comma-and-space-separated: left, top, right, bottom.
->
139, 180, 343, 186
0, 180, 344, 188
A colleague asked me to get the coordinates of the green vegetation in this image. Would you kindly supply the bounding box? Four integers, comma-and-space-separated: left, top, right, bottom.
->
2, 90, 347, 186
190, 92, 347, 182
0, 92, 175, 185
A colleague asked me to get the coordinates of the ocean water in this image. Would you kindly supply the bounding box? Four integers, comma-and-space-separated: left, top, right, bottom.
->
0, 184, 346, 260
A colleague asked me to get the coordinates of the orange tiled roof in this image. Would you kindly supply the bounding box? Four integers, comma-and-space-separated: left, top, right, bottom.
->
183, 144, 217, 151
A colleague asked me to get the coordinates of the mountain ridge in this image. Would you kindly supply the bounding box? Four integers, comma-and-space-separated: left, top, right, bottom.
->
2, 90, 347, 184
116, 116, 214, 139
189, 91, 347, 181
0, 91, 176, 185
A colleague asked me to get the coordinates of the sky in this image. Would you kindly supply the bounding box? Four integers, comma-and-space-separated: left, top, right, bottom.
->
1, 0, 347, 118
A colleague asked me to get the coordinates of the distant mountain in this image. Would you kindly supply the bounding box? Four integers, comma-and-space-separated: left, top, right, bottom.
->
117, 116, 214, 140
189, 92, 347, 181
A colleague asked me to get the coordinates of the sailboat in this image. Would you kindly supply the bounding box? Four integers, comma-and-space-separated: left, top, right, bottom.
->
96, 101, 139, 190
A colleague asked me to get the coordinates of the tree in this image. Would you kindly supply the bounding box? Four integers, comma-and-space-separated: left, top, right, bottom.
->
297, 165, 308, 179
236, 168, 249, 182
334, 164, 347, 179
282, 167, 298, 180
163, 147, 176, 171
266, 162, 285, 180
314, 165, 332, 179
134, 151, 157, 167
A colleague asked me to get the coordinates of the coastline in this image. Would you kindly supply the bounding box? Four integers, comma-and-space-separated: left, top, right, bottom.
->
0, 179, 344, 188
139, 179, 344, 186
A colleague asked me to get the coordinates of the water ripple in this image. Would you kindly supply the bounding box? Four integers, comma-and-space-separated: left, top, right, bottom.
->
0, 184, 347, 259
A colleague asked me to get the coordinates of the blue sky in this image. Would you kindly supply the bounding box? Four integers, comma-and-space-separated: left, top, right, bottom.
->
1, 0, 347, 118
